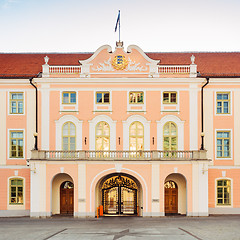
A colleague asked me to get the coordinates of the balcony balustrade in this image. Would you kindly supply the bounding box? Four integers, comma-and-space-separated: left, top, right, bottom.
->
30, 150, 208, 161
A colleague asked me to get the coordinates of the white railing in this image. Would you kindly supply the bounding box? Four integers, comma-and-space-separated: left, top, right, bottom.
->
49, 66, 81, 74
31, 150, 207, 161
159, 65, 190, 74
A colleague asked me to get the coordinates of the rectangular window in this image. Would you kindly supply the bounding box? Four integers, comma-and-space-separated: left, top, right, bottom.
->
217, 180, 231, 205
129, 92, 144, 104
163, 92, 177, 104
10, 131, 23, 158
216, 93, 230, 114
96, 92, 110, 104
62, 92, 76, 104
10, 92, 23, 114
9, 179, 23, 205
216, 131, 230, 158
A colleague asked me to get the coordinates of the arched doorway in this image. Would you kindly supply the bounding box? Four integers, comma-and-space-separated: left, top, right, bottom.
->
60, 181, 74, 215
164, 173, 187, 215
165, 180, 178, 214
97, 173, 141, 215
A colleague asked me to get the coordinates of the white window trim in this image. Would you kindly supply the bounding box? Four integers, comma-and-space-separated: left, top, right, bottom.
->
215, 90, 232, 116
215, 177, 233, 208
161, 90, 179, 113
127, 90, 146, 112
93, 90, 112, 112
8, 129, 25, 160
7, 176, 25, 210
8, 91, 25, 116
215, 129, 233, 160
156, 115, 184, 150
60, 90, 78, 112
123, 115, 151, 151
55, 115, 83, 150
89, 115, 116, 150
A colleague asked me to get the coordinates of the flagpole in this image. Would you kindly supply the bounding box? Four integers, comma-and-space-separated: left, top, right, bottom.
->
119, 10, 120, 42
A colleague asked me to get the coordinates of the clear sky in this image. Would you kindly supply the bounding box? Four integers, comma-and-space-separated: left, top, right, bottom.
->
0, 0, 239, 53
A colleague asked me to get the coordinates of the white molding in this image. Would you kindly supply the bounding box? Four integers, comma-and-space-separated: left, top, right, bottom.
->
214, 90, 232, 116
59, 90, 78, 112
160, 90, 180, 113
7, 90, 26, 116
215, 129, 233, 160
55, 115, 83, 150
123, 115, 151, 151
88, 115, 116, 150
127, 90, 146, 112
156, 115, 184, 150
93, 90, 112, 112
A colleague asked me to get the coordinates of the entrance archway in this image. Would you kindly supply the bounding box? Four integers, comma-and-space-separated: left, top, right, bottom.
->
164, 173, 187, 215
96, 173, 142, 216
51, 173, 74, 216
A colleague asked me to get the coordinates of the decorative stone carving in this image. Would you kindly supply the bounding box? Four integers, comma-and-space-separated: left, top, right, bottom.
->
44, 56, 49, 65
191, 55, 195, 64
125, 58, 148, 71
92, 58, 114, 71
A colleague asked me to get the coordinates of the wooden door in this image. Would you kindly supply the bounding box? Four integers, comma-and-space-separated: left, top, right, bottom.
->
165, 181, 178, 214
60, 182, 74, 215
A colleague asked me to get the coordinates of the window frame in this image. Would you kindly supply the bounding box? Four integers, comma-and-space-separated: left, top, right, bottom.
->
216, 179, 232, 206
9, 178, 24, 205
62, 91, 77, 104
163, 121, 178, 151
9, 130, 24, 159
163, 91, 177, 104
216, 130, 231, 159
9, 92, 24, 115
129, 121, 144, 151
129, 91, 144, 104
216, 92, 230, 114
96, 91, 110, 104
62, 122, 76, 151
95, 121, 110, 151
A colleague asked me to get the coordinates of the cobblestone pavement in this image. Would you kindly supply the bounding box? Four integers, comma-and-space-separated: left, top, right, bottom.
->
0, 215, 240, 240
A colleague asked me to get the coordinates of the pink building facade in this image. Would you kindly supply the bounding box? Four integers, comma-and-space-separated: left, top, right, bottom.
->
0, 42, 240, 217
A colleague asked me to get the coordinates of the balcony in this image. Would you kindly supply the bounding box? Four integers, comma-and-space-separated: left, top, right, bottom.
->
30, 150, 208, 161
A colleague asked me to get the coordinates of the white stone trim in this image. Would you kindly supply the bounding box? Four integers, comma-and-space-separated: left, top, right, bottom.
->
59, 90, 78, 112
88, 115, 116, 150
214, 90, 232, 116
156, 115, 184, 150
7, 90, 26, 116
123, 115, 151, 151
127, 90, 146, 112
160, 90, 179, 113
55, 115, 83, 150
93, 90, 112, 112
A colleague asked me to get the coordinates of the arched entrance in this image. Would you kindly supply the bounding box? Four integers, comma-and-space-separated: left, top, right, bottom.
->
164, 173, 187, 215
51, 173, 74, 216
96, 173, 142, 216
60, 181, 74, 215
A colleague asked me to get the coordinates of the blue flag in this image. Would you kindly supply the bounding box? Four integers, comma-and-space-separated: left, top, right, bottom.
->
115, 11, 120, 32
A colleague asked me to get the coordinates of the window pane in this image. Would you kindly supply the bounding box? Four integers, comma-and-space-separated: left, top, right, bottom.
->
217, 94, 222, 100
171, 123, 177, 135
171, 93, 176, 103
63, 124, 68, 136
223, 132, 229, 138
163, 93, 169, 102
63, 93, 69, 103
96, 137, 102, 150
70, 93, 76, 103
103, 137, 110, 151
96, 93, 102, 103
223, 94, 229, 100
129, 137, 136, 151
137, 138, 143, 151
103, 93, 109, 103
164, 124, 170, 135
69, 123, 75, 135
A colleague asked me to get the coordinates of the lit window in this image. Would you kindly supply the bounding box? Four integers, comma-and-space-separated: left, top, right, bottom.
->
96, 92, 110, 104
10, 131, 23, 158
96, 122, 110, 151
62, 122, 76, 150
217, 179, 231, 205
216, 93, 230, 114
163, 92, 177, 104
217, 131, 230, 158
129, 121, 144, 151
10, 92, 23, 114
62, 92, 76, 104
163, 122, 177, 151
129, 92, 144, 104
9, 178, 23, 205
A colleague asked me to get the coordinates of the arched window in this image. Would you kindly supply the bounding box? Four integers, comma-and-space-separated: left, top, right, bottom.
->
129, 121, 144, 151
217, 179, 231, 205
62, 122, 76, 150
163, 122, 177, 151
95, 121, 110, 151
9, 178, 23, 205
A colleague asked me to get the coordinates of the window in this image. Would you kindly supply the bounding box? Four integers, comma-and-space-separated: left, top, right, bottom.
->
9, 178, 23, 205
129, 92, 144, 104
95, 121, 110, 151
96, 92, 110, 104
163, 122, 177, 151
217, 131, 230, 158
10, 131, 23, 158
62, 92, 76, 104
163, 92, 177, 104
216, 93, 230, 114
62, 122, 76, 150
10, 92, 23, 114
129, 121, 144, 151
217, 179, 231, 205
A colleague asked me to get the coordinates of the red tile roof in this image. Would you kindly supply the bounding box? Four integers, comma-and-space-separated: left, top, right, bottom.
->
0, 52, 240, 78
